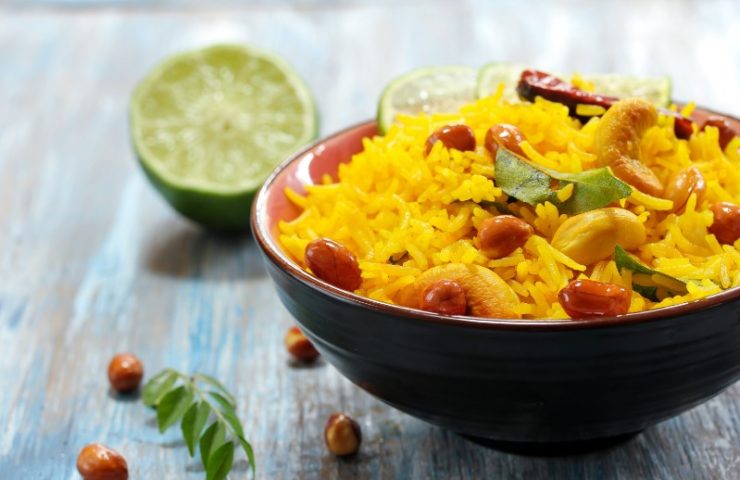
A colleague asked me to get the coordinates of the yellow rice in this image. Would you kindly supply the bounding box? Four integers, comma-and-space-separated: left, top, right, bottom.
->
279, 84, 740, 319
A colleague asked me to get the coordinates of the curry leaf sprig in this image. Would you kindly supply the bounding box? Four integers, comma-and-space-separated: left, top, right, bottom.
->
142, 369, 255, 480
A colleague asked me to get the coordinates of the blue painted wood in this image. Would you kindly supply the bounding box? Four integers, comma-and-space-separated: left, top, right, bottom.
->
0, 1, 738, 478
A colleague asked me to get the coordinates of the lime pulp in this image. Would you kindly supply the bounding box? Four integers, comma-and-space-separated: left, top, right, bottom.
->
377, 66, 477, 134
130, 44, 318, 230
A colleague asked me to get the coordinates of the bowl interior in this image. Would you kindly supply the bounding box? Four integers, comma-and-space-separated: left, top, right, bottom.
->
253, 110, 740, 328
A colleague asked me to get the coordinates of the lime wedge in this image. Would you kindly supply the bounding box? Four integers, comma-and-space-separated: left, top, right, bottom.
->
476, 63, 529, 102
377, 66, 477, 134
130, 44, 318, 230
477, 63, 672, 107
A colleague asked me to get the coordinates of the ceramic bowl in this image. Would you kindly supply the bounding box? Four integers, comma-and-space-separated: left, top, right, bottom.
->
251, 110, 740, 451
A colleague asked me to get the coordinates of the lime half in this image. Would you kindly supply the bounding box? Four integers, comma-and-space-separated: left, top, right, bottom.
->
476, 63, 529, 102
131, 44, 318, 230
477, 63, 672, 107
377, 66, 477, 134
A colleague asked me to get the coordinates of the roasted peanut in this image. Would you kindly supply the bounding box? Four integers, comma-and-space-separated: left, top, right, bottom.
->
397, 263, 520, 318
702, 115, 738, 150
709, 202, 740, 245
324, 413, 362, 456
76, 443, 128, 480
594, 99, 664, 197
107, 353, 143, 394
485, 124, 526, 157
664, 166, 706, 212
476, 215, 533, 259
305, 238, 362, 291
284, 326, 319, 362
420, 279, 467, 316
551, 208, 646, 265
425, 124, 476, 154
558, 279, 630, 319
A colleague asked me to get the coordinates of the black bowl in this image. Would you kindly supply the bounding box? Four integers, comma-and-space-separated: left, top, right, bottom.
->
252, 113, 740, 450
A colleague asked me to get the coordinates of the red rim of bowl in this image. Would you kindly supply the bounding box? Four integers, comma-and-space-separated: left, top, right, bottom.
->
252, 116, 740, 331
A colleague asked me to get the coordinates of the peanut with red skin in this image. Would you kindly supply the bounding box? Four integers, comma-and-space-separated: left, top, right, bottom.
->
284, 326, 319, 362
485, 124, 526, 157
558, 279, 631, 319
664, 167, 706, 213
425, 124, 476, 154
107, 353, 143, 394
76, 444, 128, 480
476, 216, 534, 259
420, 279, 467, 316
709, 202, 740, 245
702, 116, 738, 150
305, 238, 362, 291
324, 413, 362, 456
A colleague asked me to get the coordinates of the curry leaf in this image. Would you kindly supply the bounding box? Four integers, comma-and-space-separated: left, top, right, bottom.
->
220, 407, 245, 438
494, 149, 555, 205
614, 245, 688, 301
157, 385, 194, 433
494, 149, 632, 214
206, 441, 234, 480
194, 374, 237, 406
142, 369, 179, 407
182, 401, 211, 457
207, 391, 237, 414
238, 435, 256, 474
549, 168, 632, 215
200, 421, 227, 469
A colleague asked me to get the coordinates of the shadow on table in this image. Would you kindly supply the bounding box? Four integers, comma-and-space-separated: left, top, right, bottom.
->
348, 410, 727, 480
185, 459, 250, 474
287, 356, 327, 370
143, 220, 266, 281
433, 423, 714, 480
107, 388, 141, 402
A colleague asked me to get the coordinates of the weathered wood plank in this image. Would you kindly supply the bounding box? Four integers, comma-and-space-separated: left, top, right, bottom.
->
0, 1, 738, 478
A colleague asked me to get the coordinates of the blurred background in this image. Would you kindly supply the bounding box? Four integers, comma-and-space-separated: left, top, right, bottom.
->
4, 0, 740, 136
1, 0, 739, 478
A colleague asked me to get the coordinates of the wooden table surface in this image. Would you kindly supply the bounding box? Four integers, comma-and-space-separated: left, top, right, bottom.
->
1, 0, 739, 478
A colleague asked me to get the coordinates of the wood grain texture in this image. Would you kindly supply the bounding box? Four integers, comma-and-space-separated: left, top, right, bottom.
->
0, 0, 738, 478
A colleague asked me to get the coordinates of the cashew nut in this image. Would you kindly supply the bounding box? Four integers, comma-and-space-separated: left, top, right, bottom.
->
397, 263, 520, 319
594, 98, 664, 197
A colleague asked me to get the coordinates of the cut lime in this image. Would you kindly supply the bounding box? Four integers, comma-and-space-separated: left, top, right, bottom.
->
477, 63, 672, 107
377, 66, 477, 134
476, 63, 529, 103
130, 44, 318, 230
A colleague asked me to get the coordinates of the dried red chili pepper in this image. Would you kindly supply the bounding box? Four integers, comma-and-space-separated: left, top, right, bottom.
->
516, 70, 617, 111
516, 70, 694, 139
